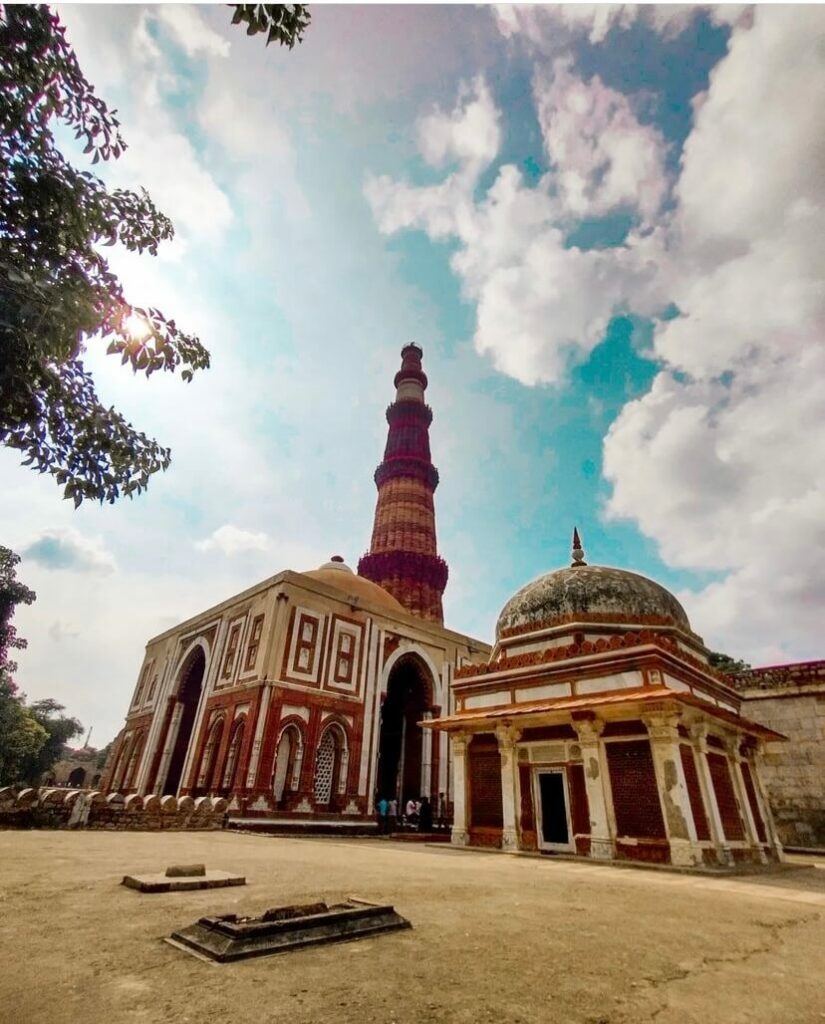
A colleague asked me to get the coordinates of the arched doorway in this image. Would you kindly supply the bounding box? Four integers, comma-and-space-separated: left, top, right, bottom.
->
68, 766, 86, 788
163, 647, 206, 795
221, 717, 246, 794
377, 655, 432, 808
196, 716, 225, 794
273, 725, 302, 806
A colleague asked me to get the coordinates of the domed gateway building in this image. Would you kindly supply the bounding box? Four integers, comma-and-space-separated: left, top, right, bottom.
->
426, 530, 784, 867
103, 345, 490, 827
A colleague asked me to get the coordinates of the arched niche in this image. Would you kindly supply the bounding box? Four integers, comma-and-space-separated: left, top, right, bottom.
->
162, 645, 206, 795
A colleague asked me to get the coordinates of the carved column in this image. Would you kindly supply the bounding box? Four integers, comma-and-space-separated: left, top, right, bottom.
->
643, 712, 702, 867
572, 718, 613, 860
420, 711, 434, 799
726, 736, 768, 864
749, 741, 785, 861
450, 733, 470, 846
495, 725, 522, 852
688, 722, 733, 866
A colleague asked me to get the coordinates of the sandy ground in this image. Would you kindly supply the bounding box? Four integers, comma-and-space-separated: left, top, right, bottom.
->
1, 831, 825, 1024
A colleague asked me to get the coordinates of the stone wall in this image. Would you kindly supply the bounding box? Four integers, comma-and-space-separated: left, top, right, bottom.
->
0, 787, 227, 831
733, 661, 825, 848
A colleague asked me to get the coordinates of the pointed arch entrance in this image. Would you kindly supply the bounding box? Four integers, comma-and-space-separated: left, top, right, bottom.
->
377, 654, 434, 807
162, 646, 206, 795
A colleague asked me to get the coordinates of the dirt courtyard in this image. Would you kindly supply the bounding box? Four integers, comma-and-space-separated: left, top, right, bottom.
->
1, 831, 825, 1024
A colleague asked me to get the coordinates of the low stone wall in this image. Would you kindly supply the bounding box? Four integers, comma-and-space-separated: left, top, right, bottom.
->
0, 787, 227, 831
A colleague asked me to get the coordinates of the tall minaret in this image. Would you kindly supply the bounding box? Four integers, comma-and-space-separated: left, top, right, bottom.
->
358, 344, 448, 623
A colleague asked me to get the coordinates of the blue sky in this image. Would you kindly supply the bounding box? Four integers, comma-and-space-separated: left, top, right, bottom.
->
3, 4, 824, 745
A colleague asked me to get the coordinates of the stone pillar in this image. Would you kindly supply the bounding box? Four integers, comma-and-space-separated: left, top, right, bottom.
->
726, 737, 769, 864
495, 725, 522, 852
573, 718, 613, 860
749, 742, 785, 861
245, 682, 273, 790
421, 711, 433, 799
450, 733, 470, 846
643, 713, 703, 867
688, 722, 733, 866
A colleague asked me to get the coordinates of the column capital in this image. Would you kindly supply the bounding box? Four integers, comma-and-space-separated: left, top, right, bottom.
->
642, 712, 681, 743
573, 717, 605, 743
451, 732, 471, 756
495, 724, 522, 749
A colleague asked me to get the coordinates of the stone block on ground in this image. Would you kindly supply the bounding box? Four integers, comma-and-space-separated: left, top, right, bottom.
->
165, 863, 206, 877
122, 869, 246, 893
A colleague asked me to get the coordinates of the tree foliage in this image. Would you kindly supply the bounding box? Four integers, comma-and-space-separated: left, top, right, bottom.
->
229, 4, 311, 48
0, 4, 209, 505
708, 650, 752, 675
20, 696, 83, 782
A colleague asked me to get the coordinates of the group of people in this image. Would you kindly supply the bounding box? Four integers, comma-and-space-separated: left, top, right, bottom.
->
375, 792, 449, 834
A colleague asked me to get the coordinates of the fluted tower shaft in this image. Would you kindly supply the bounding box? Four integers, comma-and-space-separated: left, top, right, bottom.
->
358, 344, 448, 623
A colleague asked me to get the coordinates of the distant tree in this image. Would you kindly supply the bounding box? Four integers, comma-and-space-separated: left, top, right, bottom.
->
19, 697, 83, 783
0, 4, 209, 505
95, 741, 112, 771
0, 546, 35, 688
0, 677, 48, 785
229, 4, 311, 48
708, 651, 752, 675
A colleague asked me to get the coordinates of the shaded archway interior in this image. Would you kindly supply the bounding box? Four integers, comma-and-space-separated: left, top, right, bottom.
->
163, 647, 205, 795
377, 656, 433, 806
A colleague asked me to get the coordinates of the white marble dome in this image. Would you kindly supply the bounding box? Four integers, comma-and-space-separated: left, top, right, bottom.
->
496, 563, 691, 639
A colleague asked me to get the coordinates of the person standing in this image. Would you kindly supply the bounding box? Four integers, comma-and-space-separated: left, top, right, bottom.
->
418, 795, 433, 833
377, 795, 389, 834
388, 797, 398, 833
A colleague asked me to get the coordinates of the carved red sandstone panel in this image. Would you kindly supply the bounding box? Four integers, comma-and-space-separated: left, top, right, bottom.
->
606, 739, 667, 840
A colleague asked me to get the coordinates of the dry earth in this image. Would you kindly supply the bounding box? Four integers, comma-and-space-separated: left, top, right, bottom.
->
1, 830, 825, 1024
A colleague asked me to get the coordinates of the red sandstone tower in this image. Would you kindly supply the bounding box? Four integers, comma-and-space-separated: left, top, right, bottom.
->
358, 344, 448, 623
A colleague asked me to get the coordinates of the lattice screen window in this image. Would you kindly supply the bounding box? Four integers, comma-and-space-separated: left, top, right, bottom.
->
244, 615, 264, 671
221, 623, 242, 680
313, 730, 335, 804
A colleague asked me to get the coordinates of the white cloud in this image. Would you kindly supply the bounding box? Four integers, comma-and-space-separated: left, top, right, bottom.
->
368, 7, 825, 666
155, 5, 230, 58
417, 76, 502, 174
366, 74, 670, 386
59, 6, 234, 246
22, 528, 117, 575
195, 525, 272, 556
492, 4, 747, 48
602, 7, 825, 663
534, 58, 668, 224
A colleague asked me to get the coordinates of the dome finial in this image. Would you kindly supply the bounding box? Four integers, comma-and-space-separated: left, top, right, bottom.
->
571, 527, 587, 567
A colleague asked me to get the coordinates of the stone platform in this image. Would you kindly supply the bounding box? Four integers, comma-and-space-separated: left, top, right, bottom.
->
169, 898, 411, 962
122, 870, 246, 893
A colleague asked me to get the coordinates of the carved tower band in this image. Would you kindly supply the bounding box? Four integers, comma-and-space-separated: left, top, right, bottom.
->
358, 344, 448, 623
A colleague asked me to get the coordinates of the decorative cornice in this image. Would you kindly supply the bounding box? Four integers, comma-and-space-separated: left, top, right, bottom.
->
455, 630, 731, 685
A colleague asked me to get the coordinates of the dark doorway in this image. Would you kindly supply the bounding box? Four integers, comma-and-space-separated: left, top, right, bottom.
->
377, 658, 431, 807
68, 766, 86, 788
163, 647, 206, 795
537, 771, 570, 848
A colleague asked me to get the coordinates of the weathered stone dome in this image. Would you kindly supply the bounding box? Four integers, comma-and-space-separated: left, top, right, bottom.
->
496, 564, 691, 639
304, 556, 405, 614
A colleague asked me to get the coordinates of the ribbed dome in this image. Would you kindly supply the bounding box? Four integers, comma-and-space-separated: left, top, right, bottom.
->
303, 557, 405, 614
496, 564, 691, 639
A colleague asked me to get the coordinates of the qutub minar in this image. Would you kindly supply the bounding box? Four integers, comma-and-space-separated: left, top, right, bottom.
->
104, 343, 795, 867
